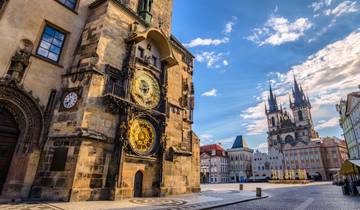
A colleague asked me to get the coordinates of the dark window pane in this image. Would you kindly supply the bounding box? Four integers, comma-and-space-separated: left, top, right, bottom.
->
44, 26, 55, 36
58, 0, 76, 10
50, 147, 68, 171
55, 32, 64, 41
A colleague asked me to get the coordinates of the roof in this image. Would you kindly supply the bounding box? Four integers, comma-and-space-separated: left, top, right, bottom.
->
231, 135, 249, 149
200, 144, 227, 157
170, 35, 195, 58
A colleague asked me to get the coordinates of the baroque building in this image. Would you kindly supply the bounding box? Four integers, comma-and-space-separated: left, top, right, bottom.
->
200, 144, 229, 184
0, 0, 200, 201
266, 77, 319, 150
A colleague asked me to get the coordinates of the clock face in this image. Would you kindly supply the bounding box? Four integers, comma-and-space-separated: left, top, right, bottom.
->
131, 70, 160, 109
63, 92, 78, 109
129, 118, 157, 155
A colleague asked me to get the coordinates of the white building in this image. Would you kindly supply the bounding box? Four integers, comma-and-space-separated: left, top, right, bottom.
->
227, 136, 253, 182
200, 144, 229, 183
252, 147, 283, 180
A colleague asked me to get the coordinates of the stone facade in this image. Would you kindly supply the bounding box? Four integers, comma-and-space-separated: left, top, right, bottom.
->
0, 0, 199, 201
227, 136, 253, 182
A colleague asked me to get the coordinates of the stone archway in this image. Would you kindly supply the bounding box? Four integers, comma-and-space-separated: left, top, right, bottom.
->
134, 171, 143, 197
0, 81, 44, 198
0, 107, 19, 194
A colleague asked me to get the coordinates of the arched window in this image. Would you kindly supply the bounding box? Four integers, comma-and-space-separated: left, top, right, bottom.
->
298, 110, 304, 121
271, 117, 275, 127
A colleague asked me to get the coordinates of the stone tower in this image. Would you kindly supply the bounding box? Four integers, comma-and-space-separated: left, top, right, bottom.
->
290, 76, 319, 141
26, 0, 199, 201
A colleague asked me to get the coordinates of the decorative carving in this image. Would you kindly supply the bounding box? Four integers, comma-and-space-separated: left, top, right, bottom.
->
6, 40, 33, 84
0, 81, 43, 153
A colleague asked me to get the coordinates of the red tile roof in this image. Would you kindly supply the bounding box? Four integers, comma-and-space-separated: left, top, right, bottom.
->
200, 144, 227, 157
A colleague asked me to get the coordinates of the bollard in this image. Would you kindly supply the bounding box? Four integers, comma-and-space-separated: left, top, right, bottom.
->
239, 184, 243, 191
256, 187, 262, 197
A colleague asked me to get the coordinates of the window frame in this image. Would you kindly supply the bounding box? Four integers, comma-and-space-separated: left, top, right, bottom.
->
55, 0, 79, 13
36, 22, 67, 64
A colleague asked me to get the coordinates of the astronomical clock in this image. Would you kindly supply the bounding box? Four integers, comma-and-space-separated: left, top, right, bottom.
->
131, 70, 160, 109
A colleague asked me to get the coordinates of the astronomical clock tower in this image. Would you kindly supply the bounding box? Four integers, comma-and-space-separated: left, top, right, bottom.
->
29, 0, 200, 201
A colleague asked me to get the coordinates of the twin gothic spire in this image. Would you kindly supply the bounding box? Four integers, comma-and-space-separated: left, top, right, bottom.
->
266, 75, 311, 114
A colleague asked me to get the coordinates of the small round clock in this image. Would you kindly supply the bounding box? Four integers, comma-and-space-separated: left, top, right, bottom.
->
129, 118, 157, 156
63, 92, 78, 109
131, 70, 160, 109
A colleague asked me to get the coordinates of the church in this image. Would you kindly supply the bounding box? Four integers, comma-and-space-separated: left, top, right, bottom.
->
0, 0, 200, 201
266, 76, 319, 150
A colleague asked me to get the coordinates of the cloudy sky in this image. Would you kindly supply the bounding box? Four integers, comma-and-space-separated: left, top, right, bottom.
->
172, 0, 360, 152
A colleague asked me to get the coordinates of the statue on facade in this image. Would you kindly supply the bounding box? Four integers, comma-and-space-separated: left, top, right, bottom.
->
6, 40, 33, 83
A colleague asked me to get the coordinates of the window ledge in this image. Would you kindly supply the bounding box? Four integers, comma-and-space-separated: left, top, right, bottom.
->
32, 54, 64, 68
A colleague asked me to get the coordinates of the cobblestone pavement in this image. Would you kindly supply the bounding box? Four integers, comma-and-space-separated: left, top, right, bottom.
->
212, 182, 360, 210
0, 202, 62, 210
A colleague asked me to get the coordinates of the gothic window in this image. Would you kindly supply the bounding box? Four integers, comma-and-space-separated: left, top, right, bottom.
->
37, 25, 65, 62
50, 147, 68, 171
57, 0, 77, 10
151, 55, 158, 67
298, 110, 304, 121
271, 117, 275, 127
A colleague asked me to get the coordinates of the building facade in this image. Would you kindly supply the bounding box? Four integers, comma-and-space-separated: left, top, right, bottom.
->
227, 136, 253, 182
266, 77, 319, 151
265, 78, 347, 181
200, 144, 229, 184
0, 0, 200, 201
252, 147, 283, 179
338, 92, 360, 159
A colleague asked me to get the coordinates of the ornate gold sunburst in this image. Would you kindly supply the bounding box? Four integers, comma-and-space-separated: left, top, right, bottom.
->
129, 118, 156, 155
131, 70, 160, 109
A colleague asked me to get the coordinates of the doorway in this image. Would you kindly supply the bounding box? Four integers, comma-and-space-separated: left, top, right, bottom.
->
134, 171, 143, 197
0, 108, 19, 194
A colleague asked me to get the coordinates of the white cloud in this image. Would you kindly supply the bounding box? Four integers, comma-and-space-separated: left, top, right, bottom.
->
223, 16, 237, 35
247, 16, 312, 46
330, 1, 359, 17
311, 0, 333, 12
242, 30, 360, 136
196, 51, 229, 68
202, 88, 217, 97
254, 142, 269, 153
315, 117, 339, 129
184, 37, 229, 48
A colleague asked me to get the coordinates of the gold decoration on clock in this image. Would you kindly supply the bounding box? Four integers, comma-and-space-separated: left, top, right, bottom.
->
129, 118, 157, 155
131, 70, 160, 109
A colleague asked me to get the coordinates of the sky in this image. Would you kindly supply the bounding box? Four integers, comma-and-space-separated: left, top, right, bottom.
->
171, 0, 360, 152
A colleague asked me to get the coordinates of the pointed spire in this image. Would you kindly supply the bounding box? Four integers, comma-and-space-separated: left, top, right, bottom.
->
268, 82, 279, 113
292, 74, 307, 108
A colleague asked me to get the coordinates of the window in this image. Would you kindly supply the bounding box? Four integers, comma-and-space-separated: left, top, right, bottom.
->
50, 147, 68, 171
58, 0, 77, 10
271, 117, 275, 127
151, 56, 158, 67
298, 110, 304, 121
37, 25, 65, 62
137, 46, 145, 58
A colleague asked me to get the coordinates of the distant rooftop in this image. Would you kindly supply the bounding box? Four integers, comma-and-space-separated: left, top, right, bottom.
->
231, 135, 249, 149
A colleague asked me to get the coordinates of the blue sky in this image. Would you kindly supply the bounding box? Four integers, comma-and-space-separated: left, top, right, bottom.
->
172, 0, 360, 151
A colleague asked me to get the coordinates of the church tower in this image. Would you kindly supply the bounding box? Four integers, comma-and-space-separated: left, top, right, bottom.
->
266, 84, 283, 149
290, 76, 319, 141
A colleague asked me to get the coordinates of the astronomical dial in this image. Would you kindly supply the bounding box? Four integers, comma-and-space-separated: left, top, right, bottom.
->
131, 70, 160, 109
129, 118, 157, 156
63, 92, 78, 109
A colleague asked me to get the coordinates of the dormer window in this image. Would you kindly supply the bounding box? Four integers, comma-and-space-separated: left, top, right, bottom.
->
211, 150, 215, 156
